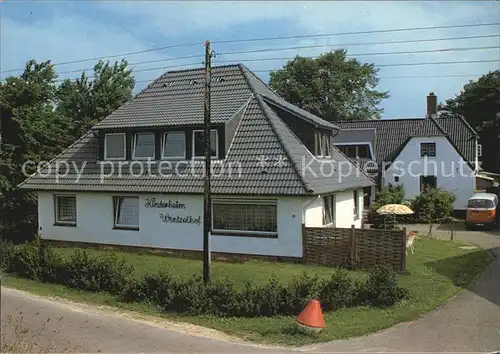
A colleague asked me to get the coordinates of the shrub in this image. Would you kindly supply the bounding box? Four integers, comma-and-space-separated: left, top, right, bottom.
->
63, 250, 133, 294
206, 278, 238, 316
38, 245, 65, 283
412, 187, 455, 236
258, 276, 287, 316
0, 239, 15, 270
171, 275, 208, 315
122, 270, 175, 310
318, 270, 356, 311
235, 280, 262, 317
284, 273, 320, 315
8, 243, 42, 279
361, 265, 408, 308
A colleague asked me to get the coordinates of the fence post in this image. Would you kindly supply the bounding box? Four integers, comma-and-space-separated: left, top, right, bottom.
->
401, 227, 407, 272
450, 220, 454, 241
350, 225, 357, 266
301, 223, 306, 263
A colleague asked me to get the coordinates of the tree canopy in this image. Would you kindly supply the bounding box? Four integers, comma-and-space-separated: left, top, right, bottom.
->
268, 50, 389, 122
0, 59, 135, 242
439, 70, 500, 173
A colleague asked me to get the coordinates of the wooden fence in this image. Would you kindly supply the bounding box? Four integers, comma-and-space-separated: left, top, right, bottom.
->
302, 225, 406, 271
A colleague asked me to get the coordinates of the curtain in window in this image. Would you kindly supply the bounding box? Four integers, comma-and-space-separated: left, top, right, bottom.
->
114, 197, 139, 227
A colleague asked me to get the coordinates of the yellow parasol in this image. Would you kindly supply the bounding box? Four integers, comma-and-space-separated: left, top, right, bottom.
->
376, 203, 414, 229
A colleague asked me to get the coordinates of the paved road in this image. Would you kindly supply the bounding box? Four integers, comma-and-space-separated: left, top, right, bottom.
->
1, 287, 280, 353
1, 226, 499, 353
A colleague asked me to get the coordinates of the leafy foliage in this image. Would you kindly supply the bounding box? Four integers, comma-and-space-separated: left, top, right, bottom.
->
0, 242, 408, 317
369, 184, 406, 229
439, 70, 500, 173
0, 59, 134, 243
269, 50, 389, 122
361, 265, 408, 308
412, 187, 455, 236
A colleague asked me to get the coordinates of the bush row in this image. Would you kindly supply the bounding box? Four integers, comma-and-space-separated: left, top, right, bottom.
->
0, 241, 408, 317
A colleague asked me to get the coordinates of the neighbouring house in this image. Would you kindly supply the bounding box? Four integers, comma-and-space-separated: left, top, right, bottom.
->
19, 64, 373, 259
334, 92, 481, 214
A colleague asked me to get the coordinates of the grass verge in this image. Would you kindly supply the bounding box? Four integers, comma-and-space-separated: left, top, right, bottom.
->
1, 237, 491, 346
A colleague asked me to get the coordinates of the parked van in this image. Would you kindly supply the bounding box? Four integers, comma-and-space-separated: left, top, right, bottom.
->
465, 193, 498, 230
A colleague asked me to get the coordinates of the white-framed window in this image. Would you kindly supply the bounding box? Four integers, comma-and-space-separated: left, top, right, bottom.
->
477, 144, 482, 157
54, 195, 77, 226
133, 132, 155, 160
322, 194, 335, 226
420, 142, 436, 157
212, 199, 277, 235
353, 190, 360, 220
193, 129, 218, 159
104, 133, 126, 160
113, 196, 139, 229
162, 132, 185, 159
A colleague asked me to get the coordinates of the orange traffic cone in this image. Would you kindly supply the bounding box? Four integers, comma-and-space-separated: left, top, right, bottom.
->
296, 299, 326, 333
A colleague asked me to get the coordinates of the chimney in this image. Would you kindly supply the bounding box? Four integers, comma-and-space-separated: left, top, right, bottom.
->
426, 92, 437, 118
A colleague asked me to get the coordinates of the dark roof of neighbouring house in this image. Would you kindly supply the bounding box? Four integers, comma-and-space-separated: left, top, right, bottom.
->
335, 116, 478, 170
19, 64, 373, 195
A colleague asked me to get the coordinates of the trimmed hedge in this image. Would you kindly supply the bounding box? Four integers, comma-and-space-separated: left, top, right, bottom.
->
0, 241, 408, 317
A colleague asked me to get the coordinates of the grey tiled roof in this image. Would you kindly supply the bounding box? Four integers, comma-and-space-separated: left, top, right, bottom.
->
336, 116, 477, 169
20, 64, 373, 195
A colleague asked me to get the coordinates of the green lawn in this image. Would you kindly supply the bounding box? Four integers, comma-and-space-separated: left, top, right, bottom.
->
51, 246, 362, 288
2, 237, 491, 346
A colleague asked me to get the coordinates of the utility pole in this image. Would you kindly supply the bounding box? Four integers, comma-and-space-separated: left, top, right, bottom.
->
203, 40, 213, 284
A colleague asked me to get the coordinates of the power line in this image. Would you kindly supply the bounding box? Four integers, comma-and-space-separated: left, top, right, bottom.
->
212, 22, 500, 45
217, 34, 500, 57
132, 73, 486, 86
53, 44, 499, 81
214, 46, 500, 64
2, 21, 499, 74
55, 61, 203, 82
53, 34, 499, 76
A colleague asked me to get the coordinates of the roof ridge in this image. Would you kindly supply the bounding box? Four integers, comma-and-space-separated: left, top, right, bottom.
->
161, 63, 240, 75
427, 115, 448, 136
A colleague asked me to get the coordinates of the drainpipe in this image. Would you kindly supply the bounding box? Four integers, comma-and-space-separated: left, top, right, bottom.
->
301, 195, 321, 227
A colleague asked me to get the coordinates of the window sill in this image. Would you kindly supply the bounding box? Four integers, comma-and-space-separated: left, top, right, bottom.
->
212, 230, 278, 239
54, 222, 76, 227
113, 226, 139, 231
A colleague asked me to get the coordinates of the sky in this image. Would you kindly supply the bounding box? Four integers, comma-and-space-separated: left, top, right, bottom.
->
1, 1, 499, 118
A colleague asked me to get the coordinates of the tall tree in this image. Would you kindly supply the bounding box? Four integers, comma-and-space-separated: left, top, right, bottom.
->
0, 60, 72, 241
0, 58, 135, 242
439, 70, 500, 173
56, 59, 135, 138
268, 50, 389, 121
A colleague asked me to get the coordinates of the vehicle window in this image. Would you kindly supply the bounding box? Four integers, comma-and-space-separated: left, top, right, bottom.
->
467, 199, 494, 208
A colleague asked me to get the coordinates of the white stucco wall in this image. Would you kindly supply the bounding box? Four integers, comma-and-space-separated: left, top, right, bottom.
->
384, 136, 475, 210
303, 189, 364, 228
38, 192, 305, 258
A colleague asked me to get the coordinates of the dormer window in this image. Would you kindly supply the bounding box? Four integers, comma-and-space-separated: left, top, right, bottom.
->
162, 132, 186, 159
336, 144, 371, 159
193, 130, 218, 159
104, 133, 126, 160
315, 130, 331, 157
133, 132, 155, 160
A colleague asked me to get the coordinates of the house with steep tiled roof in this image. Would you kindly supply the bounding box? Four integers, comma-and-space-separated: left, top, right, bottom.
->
20, 64, 373, 258
335, 92, 480, 213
